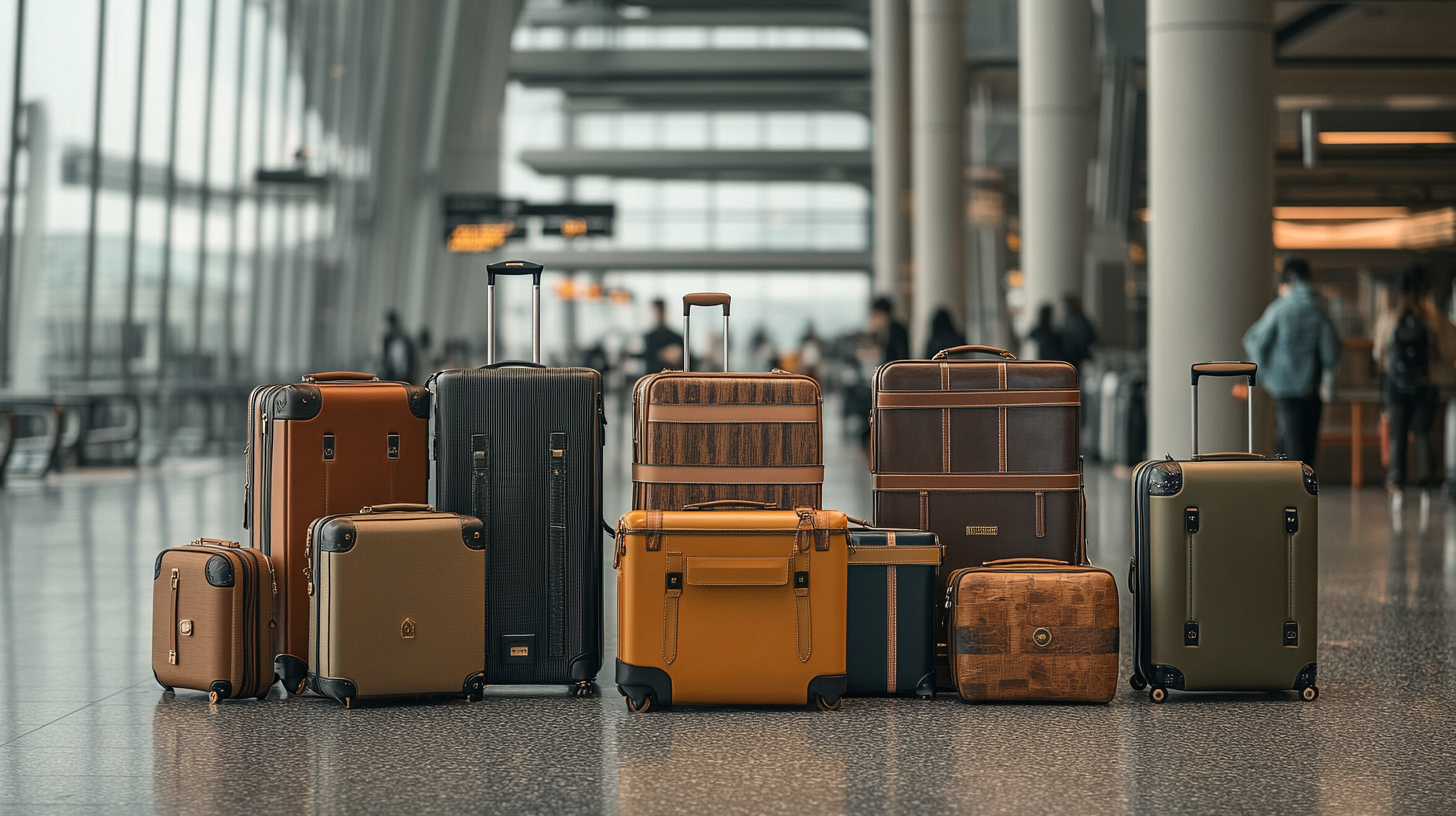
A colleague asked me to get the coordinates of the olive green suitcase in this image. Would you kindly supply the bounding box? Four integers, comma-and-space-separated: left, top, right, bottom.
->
1129, 363, 1319, 702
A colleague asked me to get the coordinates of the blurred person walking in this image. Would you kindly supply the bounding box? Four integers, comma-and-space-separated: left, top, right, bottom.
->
1371, 265, 1456, 510
1059, 295, 1098, 372
1027, 303, 1064, 362
1242, 257, 1342, 467
642, 298, 684, 374
381, 310, 417, 383
924, 308, 966, 359
869, 296, 910, 365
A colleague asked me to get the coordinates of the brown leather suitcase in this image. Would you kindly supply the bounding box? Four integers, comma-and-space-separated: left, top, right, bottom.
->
633, 293, 823, 511
871, 344, 1081, 594
152, 538, 277, 702
245, 372, 431, 694
613, 502, 847, 710
306, 504, 486, 707
947, 558, 1118, 703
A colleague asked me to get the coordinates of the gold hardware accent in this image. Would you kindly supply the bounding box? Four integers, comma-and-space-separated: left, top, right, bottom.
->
178, 620, 193, 636
510, 645, 529, 657
401, 618, 417, 639
169, 650, 177, 664
1033, 627, 1052, 647
552, 449, 564, 457
966, 526, 999, 536
170, 568, 179, 589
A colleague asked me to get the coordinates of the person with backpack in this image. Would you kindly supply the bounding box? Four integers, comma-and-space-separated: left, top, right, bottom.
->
1242, 257, 1342, 467
1372, 265, 1456, 507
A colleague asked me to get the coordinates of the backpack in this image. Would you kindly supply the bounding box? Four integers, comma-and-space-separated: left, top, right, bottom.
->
1388, 310, 1431, 392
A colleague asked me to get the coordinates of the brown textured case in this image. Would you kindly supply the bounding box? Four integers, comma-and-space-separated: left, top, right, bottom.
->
613, 505, 847, 709
152, 539, 277, 702
948, 559, 1118, 702
245, 372, 431, 694
870, 346, 1081, 594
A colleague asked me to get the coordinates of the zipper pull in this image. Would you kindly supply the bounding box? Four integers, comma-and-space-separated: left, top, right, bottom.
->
171, 568, 179, 590
612, 526, 626, 570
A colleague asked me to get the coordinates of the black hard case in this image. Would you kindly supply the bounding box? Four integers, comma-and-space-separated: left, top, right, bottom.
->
845, 528, 941, 697
431, 261, 605, 690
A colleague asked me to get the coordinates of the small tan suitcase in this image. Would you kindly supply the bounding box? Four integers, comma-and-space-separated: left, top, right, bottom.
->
306, 504, 485, 707
152, 539, 277, 702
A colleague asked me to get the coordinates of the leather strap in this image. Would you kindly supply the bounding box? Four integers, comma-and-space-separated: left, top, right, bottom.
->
885, 563, 897, 694
875, 390, 1080, 409
873, 473, 1080, 491
646, 510, 663, 551
848, 545, 943, 566
793, 511, 816, 663
548, 433, 567, 659
633, 464, 824, 485
663, 550, 682, 664
648, 404, 819, 423
169, 567, 179, 665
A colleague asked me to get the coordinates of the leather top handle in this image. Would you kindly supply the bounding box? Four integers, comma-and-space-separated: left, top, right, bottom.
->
845, 516, 922, 531
981, 557, 1073, 567
486, 260, 544, 286
303, 371, 378, 383
683, 292, 730, 316
189, 538, 240, 548
931, 345, 1017, 361
359, 503, 435, 514
681, 499, 778, 511
1191, 361, 1256, 387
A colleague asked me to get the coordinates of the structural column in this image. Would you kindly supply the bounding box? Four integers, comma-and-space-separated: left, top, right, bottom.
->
909, 0, 966, 357
871, 0, 911, 320
1147, 0, 1273, 457
1017, 0, 1091, 340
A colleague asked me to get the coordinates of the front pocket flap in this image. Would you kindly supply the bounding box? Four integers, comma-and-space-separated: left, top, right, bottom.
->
685, 557, 789, 586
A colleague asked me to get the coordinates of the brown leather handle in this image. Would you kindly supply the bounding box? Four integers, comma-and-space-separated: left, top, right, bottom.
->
1191, 362, 1256, 387
845, 516, 922, 531
189, 538, 240, 548
682, 293, 731, 316
980, 557, 1072, 567
931, 345, 1017, 361
359, 503, 435, 514
681, 499, 778, 511
303, 371, 378, 383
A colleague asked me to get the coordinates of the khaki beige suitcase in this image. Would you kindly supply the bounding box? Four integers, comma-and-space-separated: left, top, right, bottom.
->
152, 538, 277, 702
614, 503, 847, 710
245, 372, 431, 694
306, 504, 486, 707
947, 558, 1119, 702
633, 293, 823, 511
1130, 362, 1319, 702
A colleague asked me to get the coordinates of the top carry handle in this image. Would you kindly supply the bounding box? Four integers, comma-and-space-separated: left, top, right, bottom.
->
682, 293, 730, 372
1190, 361, 1257, 457
486, 260, 544, 365
930, 345, 1018, 361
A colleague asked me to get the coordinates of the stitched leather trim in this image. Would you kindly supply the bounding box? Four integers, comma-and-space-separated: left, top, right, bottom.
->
632, 464, 825, 484
919, 491, 929, 531
647, 404, 820, 423
663, 550, 682, 664
685, 556, 789, 586
794, 544, 812, 663
646, 510, 663, 552
1035, 491, 1045, 537
940, 362, 951, 474
886, 565, 897, 694
875, 390, 1081, 408
874, 473, 1080, 491
848, 546, 944, 565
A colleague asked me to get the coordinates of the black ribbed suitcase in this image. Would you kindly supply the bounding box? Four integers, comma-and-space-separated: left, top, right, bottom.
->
431, 260, 605, 694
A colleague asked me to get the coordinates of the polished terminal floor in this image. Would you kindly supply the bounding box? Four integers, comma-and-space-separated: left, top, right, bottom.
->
2, 397, 1454, 814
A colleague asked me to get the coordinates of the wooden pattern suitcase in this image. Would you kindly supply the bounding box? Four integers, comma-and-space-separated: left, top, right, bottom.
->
845, 526, 942, 697
1130, 362, 1319, 703
245, 372, 431, 694
633, 293, 823, 511
306, 504, 485, 707
152, 538, 277, 702
871, 344, 1081, 595
432, 261, 605, 693
614, 502, 848, 710
947, 558, 1119, 702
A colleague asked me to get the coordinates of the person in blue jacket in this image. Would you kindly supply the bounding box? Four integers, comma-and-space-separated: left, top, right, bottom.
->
1242, 257, 1342, 466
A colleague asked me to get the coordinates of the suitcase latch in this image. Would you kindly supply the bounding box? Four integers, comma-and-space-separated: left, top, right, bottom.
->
1184, 621, 1200, 647
1284, 508, 1298, 535
388, 434, 399, 460
794, 571, 809, 589
666, 572, 683, 592
1284, 621, 1299, 647
323, 434, 335, 461
1184, 507, 1199, 534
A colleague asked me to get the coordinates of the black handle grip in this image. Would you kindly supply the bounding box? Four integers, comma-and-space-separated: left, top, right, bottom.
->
478, 362, 547, 370
486, 260, 544, 286
1191, 362, 1256, 387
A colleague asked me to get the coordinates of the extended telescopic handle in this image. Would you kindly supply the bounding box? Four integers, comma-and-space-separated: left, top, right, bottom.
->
485, 260, 543, 365
1190, 361, 1257, 456
682, 293, 731, 373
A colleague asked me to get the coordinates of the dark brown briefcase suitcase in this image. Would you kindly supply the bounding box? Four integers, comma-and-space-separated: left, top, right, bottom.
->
152, 538, 277, 702
633, 293, 823, 511
245, 372, 431, 694
306, 504, 486, 707
871, 344, 1081, 594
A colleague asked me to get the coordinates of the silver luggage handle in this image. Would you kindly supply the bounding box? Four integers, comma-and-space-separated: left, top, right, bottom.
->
682, 293, 731, 372
1190, 362, 1257, 456
486, 260, 544, 365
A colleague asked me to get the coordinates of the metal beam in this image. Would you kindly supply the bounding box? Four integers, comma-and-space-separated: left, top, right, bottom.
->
511, 49, 869, 84
520, 148, 871, 183
470, 249, 871, 272
1274, 3, 1355, 53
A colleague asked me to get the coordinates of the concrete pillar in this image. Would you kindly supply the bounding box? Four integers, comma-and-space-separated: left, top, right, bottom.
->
909, 0, 966, 357
871, 0, 912, 322
1147, 0, 1273, 457
1017, 0, 1091, 343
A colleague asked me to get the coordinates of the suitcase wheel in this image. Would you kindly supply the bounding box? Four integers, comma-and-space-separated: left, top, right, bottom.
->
572, 681, 598, 698
1129, 673, 1147, 691
1300, 686, 1319, 702
624, 692, 655, 713
814, 694, 842, 712
344, 697, 352, 709
1149, 687, 1167, 703
208, 691, 220, 704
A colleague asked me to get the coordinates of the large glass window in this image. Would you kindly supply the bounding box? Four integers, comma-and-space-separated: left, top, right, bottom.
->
0, 0, 19, 385
166, 0, 211, 379
130, 0, 177, 381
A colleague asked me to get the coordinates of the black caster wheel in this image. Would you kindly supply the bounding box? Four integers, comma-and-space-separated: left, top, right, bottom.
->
624, 693, 655, 713
207, 691, 220, 704
1300, 686, 1319, 702
815, 695, 842, 711
344, 697, 353, 709
1130, 673, 1147, 691
572, 681, 598, 698
1150, 686, 1167, 703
